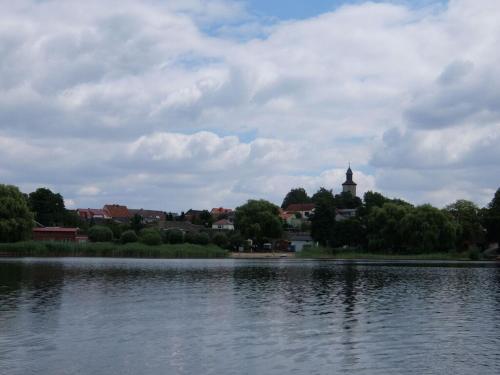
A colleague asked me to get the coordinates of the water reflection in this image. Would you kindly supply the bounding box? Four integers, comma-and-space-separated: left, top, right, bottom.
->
0, 258, 499, 375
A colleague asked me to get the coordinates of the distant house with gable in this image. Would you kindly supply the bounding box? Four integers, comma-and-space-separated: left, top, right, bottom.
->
185, 209, 204, 223
129, 209, 166, 224
76, 208, 110, 222
103, 204, 131, 223
284, 203, 316, 219
212, 219, 235, 231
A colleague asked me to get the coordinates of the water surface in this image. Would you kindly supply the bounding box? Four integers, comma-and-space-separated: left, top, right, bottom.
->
1, 258, 499, 374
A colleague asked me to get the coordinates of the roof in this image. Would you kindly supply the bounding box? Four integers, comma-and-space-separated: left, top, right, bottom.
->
103, 204, 131, 218
213, 219, 233, 225
211, 207, 233, 215
77, 208, 108, 216
185, 209, 204, 215
33, 227, 78, 233
129, 209, 166, 220
285, 203, 316, 212
342, 181, 357, 186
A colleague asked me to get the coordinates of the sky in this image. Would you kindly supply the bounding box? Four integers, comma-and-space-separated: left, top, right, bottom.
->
1, 0, 499, 212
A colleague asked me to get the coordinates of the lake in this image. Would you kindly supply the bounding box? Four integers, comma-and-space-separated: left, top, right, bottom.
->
1, 258, 499, 374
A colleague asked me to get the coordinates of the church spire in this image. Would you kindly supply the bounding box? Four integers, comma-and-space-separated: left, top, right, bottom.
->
342, 164, 357, 196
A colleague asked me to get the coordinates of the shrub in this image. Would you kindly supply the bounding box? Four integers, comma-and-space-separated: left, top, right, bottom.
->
212, 233, 228, 248
194, 232, 210, 245
140, 228, 162, 246
88, 225, 114, 242
468, 247, 481, 261
120, 230, 138, 244
184, 231, 196, 244
167, 229, 184, 244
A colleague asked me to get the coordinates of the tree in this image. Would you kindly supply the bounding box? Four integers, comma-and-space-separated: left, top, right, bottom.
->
212, 232, 228, 248
399, 205, 458, 253
311, 187, 334, 205
281, 187, 311, 209
363, 191, 389, 211
235, 200, 283, 241
120, 230, 138, 244
482, 188, 500, 243
0, 184, 34, 242
88, 225, 114, 242
331, 218, 366, 248
366, 203, 411, 252
28, 188, 66, 226
310, 189, 336, 246
130, 214, 144, 233
333, 191, 362, 209
140, 228, 162, 246
444, 200, 484, 249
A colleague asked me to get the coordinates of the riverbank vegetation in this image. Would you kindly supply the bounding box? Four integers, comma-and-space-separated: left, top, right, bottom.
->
0, 241, 228, 258
295, 246, 480, 261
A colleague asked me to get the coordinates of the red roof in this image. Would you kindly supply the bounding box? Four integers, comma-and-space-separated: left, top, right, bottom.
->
285, 203, 316, 212
103, 204, 131, 218
33, 227, 78, 233
213, 219, 233, 225
211, 207, 233, 215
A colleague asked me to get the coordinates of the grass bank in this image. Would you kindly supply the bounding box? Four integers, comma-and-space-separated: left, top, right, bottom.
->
295, 246, 473, 261
0, 241, 228, 259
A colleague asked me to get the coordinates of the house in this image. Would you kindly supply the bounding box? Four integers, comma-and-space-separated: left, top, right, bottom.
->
129, 209, 166, 224
336, 208, 357, 221
32, 227, 88, 243
77, 208, 110, 221
284, 203, 316, 218
280, 211, 303, 229
212, 219, 235, 231
288, 232, 314, 252
184, 209, 204, 223
103, 204, 131, 223
211, 207, 233, 217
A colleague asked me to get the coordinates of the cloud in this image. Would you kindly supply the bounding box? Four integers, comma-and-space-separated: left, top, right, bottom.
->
1, 0, 499, 210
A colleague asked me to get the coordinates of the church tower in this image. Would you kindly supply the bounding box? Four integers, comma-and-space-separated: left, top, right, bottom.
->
342, 164, 357, 196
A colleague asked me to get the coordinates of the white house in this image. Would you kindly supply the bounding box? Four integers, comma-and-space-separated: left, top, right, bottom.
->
212, 219, 235, 231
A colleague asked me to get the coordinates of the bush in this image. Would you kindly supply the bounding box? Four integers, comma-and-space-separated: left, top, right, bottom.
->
184, 231, 196, 244
140, 229, 162, 246
120, 230, 138, 244
468, 247, 481, 261
193, 232, 210, 245
167, 229, 184, 244
88, 225, 114, 242
212, 233, 228, 247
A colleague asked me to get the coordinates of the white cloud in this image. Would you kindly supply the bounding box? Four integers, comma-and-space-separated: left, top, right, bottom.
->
0, 0, 499, 210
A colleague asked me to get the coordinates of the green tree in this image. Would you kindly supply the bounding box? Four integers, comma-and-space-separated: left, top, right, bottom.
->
311, 187, 334, 205
212, 232, 228, 247
331, 218, 365, 248
88, 225, 114, 242
235, 200, 283, 241
310, 190, 336, 246
130, 213, 144, 233
193, 232, 210, 245
281, 187, 311, 209
0, 184, 34, 242
120, 230, 138, 244
400, 205, 458, 253
444, 200, 484, 249
28, 188, 66, 226
366, 203, 411, 252
334, 191, 363, 209
482, 188, 500, 243
140, 228, 162, 246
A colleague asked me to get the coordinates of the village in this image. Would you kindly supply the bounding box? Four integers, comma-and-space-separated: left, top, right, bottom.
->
31, 166, 362, 252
